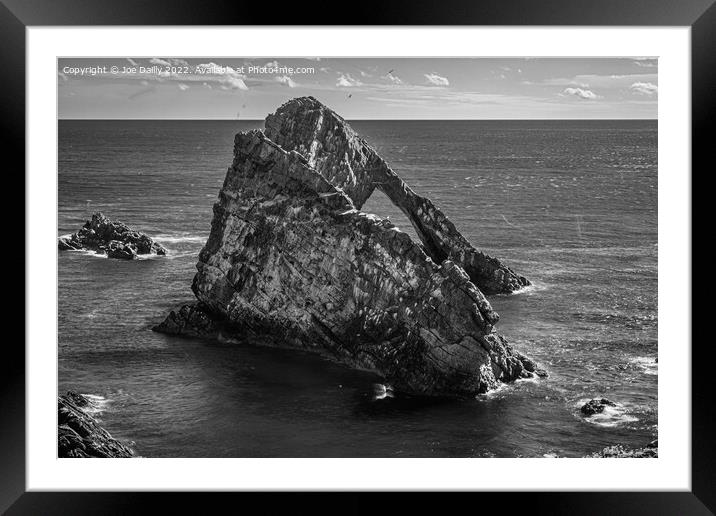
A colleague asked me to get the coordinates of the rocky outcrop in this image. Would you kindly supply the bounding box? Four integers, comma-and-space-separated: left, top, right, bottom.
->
58, 391, 133, 458
580, 398, 617, 416
264, 97, 529, 295
589, 440, 658, 458
156, 97, 542, 397
153, 303, 223, 338
58, 212, 167, 259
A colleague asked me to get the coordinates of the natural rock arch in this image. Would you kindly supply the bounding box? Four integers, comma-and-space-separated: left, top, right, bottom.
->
265, 96, 529, 295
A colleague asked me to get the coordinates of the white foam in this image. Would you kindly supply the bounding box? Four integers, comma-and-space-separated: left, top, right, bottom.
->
154, 234, 207, 244
515, 373, 542, 385
372, 383, 395, 401
133, 253, 167, 261
629, 356, 658, 376
496, 281, 548, 297
476, 382, 511, 400
576, 398, 639, 427
72, 249, 108, 259
79, 393, 111, 415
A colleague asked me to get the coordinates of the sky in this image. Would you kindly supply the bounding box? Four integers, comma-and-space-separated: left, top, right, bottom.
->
58, 57, 658, 120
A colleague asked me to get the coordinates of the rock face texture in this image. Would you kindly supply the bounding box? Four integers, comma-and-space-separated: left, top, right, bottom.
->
156, 97, 540, 397
58, 391, 133, 458
589, 439, 658, 458
59, 212, 167, 259
264, 97, 529, 295
154, 303, 223, 338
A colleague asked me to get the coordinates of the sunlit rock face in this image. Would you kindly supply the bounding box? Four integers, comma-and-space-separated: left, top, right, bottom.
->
156, 97, 541, 397
264, 96, 530, 295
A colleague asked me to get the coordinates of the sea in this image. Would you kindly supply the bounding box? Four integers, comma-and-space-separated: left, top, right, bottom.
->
58, 119, 657, 457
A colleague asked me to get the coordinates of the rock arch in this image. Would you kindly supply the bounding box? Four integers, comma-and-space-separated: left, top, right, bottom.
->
264, 96, 529, 295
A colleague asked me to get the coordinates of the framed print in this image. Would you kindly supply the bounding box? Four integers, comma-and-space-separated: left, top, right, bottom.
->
4, 0, 711, 513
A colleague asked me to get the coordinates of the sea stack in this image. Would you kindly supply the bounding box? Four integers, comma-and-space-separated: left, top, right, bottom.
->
156, 97, 541, 397
58, 212, 167, 259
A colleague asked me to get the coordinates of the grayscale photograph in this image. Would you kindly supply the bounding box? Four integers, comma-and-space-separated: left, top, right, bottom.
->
57, 57, 658, 458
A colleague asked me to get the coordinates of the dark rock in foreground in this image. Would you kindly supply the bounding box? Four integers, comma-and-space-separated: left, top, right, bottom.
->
156, 97, 543, 398
589, 440, 658, 458
580, 398, 617, 416
58, 391, 133, 458
58, 212, 167, 259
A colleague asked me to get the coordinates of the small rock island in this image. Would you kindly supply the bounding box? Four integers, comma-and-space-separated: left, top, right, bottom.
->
59, 212, 167, 259
156, 97, 542, 398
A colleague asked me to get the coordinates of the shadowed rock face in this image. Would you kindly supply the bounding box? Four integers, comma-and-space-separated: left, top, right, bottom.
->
58, 392, 133, 458
156, 99, 542, 397
265, 96, 529, 295
58, 212, 167, 259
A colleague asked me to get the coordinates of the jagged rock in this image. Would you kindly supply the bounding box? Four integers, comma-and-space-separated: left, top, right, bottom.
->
58, 391, 133, 458
156, 97, 542, 398
265, 96, 529, 295
58, 212, 167, 259
580, 398, 617, 416
589, 442, 658, 458
153, 303, 223, 338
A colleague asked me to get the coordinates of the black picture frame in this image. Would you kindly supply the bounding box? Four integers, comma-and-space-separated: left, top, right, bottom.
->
4, 1, 709, 514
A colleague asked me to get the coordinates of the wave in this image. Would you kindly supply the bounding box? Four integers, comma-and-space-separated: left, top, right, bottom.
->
497, 281, 549, 297
475, 369, 550, 401
629, 356, 658, 376
154, 234, 207, 244
372, 383, 395, 401
60, 244, 194, 260
575, 398, 638, 428
64, 249, 108, 259
79, 393, 111, 415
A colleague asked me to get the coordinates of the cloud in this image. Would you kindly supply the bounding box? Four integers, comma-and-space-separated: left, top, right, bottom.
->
424, 73, 449, 86
276, 75, 298, 88
630, 81, 658, 95
127, 58, 138, 66
149, 58, 171, 67
383, 73, 404, 85
197, 62, 248, 90
264, 60, 280, 69
221, 76, 248, 90
561, 87, 599, 100
149, 57, 188, 68
633, 58, 658, 68
58, 71, 68, 82
542, 73, 656, 89
177, 83, 190, 91
336, 74, 362, 87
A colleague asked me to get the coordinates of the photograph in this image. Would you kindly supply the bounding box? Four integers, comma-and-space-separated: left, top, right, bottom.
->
56, 56, 658, 459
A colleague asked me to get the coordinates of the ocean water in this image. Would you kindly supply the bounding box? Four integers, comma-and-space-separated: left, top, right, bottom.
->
58, 119, 657, 457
